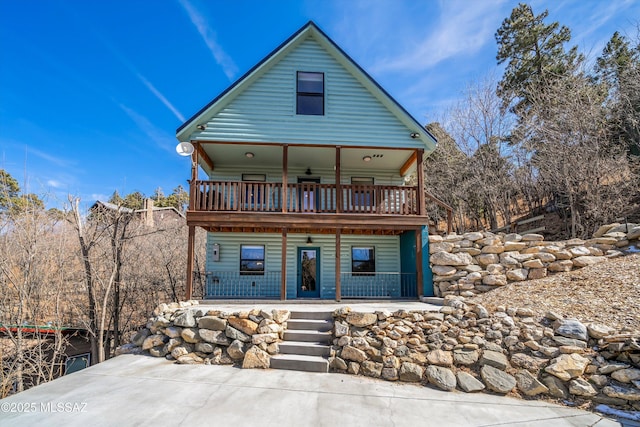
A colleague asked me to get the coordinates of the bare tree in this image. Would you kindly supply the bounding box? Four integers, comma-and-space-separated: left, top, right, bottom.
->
522, 71, 636, 237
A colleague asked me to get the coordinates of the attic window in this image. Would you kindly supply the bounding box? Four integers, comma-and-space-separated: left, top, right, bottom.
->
297, 72, 324, 115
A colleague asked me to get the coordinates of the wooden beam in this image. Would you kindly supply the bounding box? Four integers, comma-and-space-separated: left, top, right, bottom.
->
186, 225, 196, 300
416, 149, 425, 216
281, 228, 287, 300
399, 151, 417, 176
416, 227, 423, 298
188, 145, 198, 211
335, 146, 342, 213
335, 228, 341, 302
197, 144, 214, 172
282, 145, 288, 214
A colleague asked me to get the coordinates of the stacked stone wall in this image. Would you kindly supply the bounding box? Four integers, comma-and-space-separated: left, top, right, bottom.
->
330, 303, 640, 411
429, 222, 640, 297
118, 301, 290, 368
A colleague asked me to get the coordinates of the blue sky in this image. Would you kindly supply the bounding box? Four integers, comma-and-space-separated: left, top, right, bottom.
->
1, 0, 638, 209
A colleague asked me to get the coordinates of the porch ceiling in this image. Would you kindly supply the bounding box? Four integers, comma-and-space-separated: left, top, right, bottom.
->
197, 142, 416, 176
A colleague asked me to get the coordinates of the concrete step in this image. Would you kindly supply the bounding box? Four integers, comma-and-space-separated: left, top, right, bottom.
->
289, 311, 333, 321
286, 319, 333, 332
279, 341, 331, 357
270, 354, 329, 373
283, 330, 332, 344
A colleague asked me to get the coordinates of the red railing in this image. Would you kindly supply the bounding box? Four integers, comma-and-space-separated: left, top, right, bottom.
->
192, 181, 418, 215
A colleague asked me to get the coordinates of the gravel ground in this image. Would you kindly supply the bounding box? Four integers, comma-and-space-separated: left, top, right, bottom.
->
468, 254, 640, 332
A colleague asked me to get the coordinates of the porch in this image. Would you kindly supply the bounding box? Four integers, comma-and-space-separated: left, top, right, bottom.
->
193, 271, 419, 300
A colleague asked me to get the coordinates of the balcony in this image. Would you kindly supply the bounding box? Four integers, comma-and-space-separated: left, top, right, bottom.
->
191, 180, 418, 215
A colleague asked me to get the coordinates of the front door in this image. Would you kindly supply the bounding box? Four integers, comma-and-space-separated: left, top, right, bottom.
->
297, 247, 320, 298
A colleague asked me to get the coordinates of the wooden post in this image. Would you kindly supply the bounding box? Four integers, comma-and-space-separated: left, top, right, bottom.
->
335, 146, 341, 213
447, 209, 453, 234
416, 149, 425, 216
186, 225, 196, 300
282, 145, 288, 213
416, 227, 424, 298
335, 228, 341, 301
189, 142, 199, 211
281, 228, 287, 300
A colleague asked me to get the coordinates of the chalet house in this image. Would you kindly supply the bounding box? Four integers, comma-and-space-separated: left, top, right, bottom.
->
177, 22, 438, 301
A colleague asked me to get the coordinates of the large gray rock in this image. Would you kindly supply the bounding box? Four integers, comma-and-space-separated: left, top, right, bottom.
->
479, 350, 509, 370
142, 334, 167, 350
506, 269, 528, 281
399, 362, 424, 382
481, 365, 516, 394
515, 370, 549, 396
251, 333, 278, 345
569, 379, 597, 397
131, 328, 150, 346
543, 375, 569, 399
200, 329, 231, 346
553, 319, 588, 341
334, 320, 349, 337
198, 316, 227, 331
611, 368, 640, 383
456, 372, 485, 392
544, 353, 590, 381
603, 385, 640, 401
195, 342, 215, 353
341, 345, 368, 362
163, 326, 182, 339
426, 366, 456, 391
572, 256, 606, 267
431, 251, 469, 266
225, 326, 251, 343
586, 322, 615, 339
173, 310, 196, 328
426, 349, 453, 367
180, 328, 201, 344
345, 312, 378, 327
272, 309, 290, 324
242, 346, 270, 369
361, 361, 383, 378
227, 340, 246, 360
453, 349, 479, 366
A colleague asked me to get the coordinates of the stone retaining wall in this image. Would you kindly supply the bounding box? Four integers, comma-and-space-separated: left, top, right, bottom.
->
330, 302, 640, 411
118, 301, 290, 368
429, 222, 640, 297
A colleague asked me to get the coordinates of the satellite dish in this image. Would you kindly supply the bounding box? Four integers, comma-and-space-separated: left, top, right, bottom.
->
176, 141, 195, 156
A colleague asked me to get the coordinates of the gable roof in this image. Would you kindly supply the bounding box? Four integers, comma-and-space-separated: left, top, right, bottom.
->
176, 21, 437, 152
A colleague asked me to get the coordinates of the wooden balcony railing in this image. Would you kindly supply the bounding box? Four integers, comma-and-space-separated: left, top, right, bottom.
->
192, 180, 419, 215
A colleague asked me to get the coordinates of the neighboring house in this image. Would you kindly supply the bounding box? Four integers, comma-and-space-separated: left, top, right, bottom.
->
0, 325, 92, 395
177, 21, 437, 301
90, 199, 185, 227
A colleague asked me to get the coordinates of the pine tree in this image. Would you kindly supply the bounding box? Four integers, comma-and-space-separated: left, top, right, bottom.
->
495, 3, 580, 116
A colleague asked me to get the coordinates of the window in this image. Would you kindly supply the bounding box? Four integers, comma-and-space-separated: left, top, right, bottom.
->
352, 246, 375, 275
65, 353, 91, 375
297, 72, 324, 115
240, 245, 265, 275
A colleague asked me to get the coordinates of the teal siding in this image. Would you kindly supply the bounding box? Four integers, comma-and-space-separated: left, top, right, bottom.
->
206, 232, 401, 299
208, 167, 404, 185
193, 37, 424, 149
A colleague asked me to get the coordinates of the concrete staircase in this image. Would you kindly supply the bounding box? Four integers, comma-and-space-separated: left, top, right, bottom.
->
270, 311, 333, 373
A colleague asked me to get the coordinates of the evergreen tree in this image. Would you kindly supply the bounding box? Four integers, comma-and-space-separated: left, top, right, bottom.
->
108, 190, 124, 206
495, 3, 580, 116
0, 169, 44, 214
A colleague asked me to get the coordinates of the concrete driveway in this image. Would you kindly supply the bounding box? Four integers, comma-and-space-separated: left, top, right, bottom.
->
0, 354, 621, 426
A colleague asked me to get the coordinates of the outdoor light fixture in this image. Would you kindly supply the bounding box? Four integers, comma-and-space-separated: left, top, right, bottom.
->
245, 152, 255, 158
307, 236, 313, 244
175, 141, 195, 156
410, 132, 420, 139
362, 155, 372, 162
197, 124, 206, 130
305, 168, 312, 175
